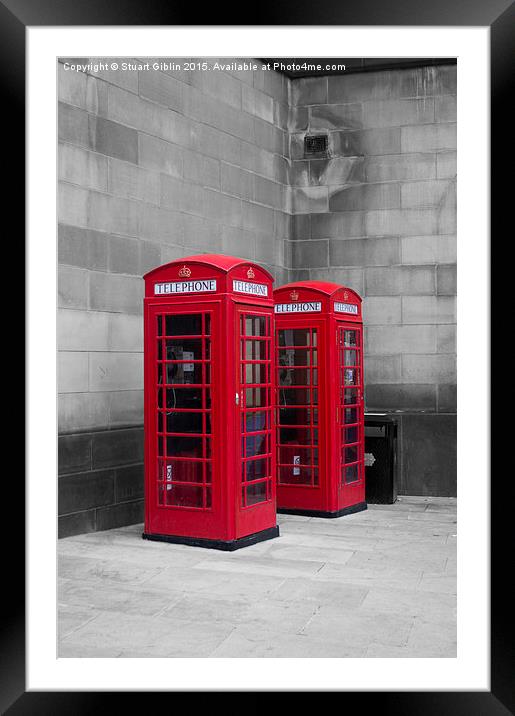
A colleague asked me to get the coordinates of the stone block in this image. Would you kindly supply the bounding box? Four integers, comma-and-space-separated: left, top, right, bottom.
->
330, 237, 400, 267
364, 355, 402, 383
89, 352, 143, 392
58, 224, 109, 271
362, 296, 402, 325
139, 240, 162, 274
402, 354, 456, 383
115, 464, 144, 503
307, 267, 364, 295
91, 427, 144, 469
365, 208, 438, 237
242, 85, 274, 123
365, 153, 436, 182
365, 266, 436, 296
182, 214, 223, 253
58, 433, 92, 475
58, 265, 89, 309
365, 325, 436, 354
87, 58, 140, 93
437, 325, 456, 354
292, 186, 328, 214
183, 151, 220, 190
254, 118, 284, 154
309, 103, 362, 131
221, 164, 254, 200
58, 102, 89, 147
436, 151, 456, 179
59, 143, 108, 191
437, 265, 457, 295
138, 133, 183, 178
331, 127, 401, 157
253, 175, 284, 210
58, 308, 110, 352
365, 383, 437, 411
291, 240, 328, 268
108, 390, 144, 427
438, 384, 457, 412
402, 296, 456, 324
401, 123, 456, 153
108, 159, 160, 204
291, 214, 311, 239
108, 313, 144, 352
199, 124, 242, 166
108, 236, 140, 275
59, 392, 110, 432
311, 211, 366, 239
292, 76, 328, 106
89, 116, 139, 163
288, 106, 309, 132
58, 64, 87, 107
58, 510, 96, 538
201, 189, 242, 229
87, 191, 141, 237
58, 351, 89, 393
434, 65, 457, 95
401, 235, 456, 264
138, 69, 183, 111
401, 180, 452, 209
221, 225, 255, 259
330, 183, 400, 212
200, 68, 243, 111
437, 182, 456, 234
362, 98, 435, 129
58, 470, 115, 515
328, 71, 396, 103
435, 95, 457, 123
254, 232, 276, 265
95, 499, 144, 532
242, 202, 275, 235
58, 182, 89, 227
310, 157, 366, 186
288, 161, 309, 187
89, 272, 144, 314
139, 204, 183, 244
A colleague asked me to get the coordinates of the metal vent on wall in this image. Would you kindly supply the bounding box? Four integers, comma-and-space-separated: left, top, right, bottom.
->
304, 134, 328, 156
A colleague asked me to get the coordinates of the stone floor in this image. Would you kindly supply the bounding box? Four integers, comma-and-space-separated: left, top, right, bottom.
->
58, 496, 457, 658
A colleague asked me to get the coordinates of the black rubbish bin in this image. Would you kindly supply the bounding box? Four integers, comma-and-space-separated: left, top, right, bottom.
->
364, 413, 398, 504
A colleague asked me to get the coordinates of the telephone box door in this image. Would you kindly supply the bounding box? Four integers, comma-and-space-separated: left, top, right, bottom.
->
145, 302, 225, 539
235, 306, 276, 538
276, 319, 327, 512
337, 322, 365, 506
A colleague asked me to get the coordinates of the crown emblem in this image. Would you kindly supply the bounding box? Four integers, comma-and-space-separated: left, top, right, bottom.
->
247, 267, 255, 279
290, 290, 299, 301
178, 265, 191, 278
343, 290, 349, 300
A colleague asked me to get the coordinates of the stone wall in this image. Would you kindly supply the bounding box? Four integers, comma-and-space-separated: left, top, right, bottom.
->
58, 60, 457, 536
286, 65, 456, 496
58, 58, 290, 535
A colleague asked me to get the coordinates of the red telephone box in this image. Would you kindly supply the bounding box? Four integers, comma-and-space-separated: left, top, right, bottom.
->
142, 255, 279, 550
274, 281, 367, 517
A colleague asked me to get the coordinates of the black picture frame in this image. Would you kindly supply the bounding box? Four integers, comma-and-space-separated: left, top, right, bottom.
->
6, 0, 511, 711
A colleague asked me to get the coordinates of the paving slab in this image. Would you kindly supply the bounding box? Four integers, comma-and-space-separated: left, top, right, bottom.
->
58, 496, 457, 658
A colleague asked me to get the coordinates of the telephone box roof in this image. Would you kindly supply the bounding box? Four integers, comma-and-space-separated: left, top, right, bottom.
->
275, 280, 361, 299
144, 254, 273, 281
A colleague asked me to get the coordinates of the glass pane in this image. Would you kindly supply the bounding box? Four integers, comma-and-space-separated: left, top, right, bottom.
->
279, 407, 318, 426
278, 465, 313, 485
244, 340, 267, 360
344, 407, 358, 424
162, 361, 203, 385
279, 447, 313, 465
165, 314, 202, 336
159, 459, 203, 483
162, 411, 204, 434
280, 388, 312, 405
246, 481, 267, 505
278, 328, 311, 346
344, 426, 359, 444
157, 315, 163, 336
344, 446, 359, 464
344, 368, 359, 386
344, 330, 358, 347
344, 464, 359, 484
243, 411, 267, 432
243, 458, 268, 481
244, 434, 268, 457
166, 435, 203, 457
278, 348, 316, 367
204, 314, 211, 335
344, 349, 357, 366
245, 316, 267, 337
279, 427, 311, 445
243, 363, 267, 384
165, 338, 203, 362
163, 484, 204, 507
344, 389, 358, 405
165, 388, 206, 409
278, 367, 311, 387
245, 387, 268, 408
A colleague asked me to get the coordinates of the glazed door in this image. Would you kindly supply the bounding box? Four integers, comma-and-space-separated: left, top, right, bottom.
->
146, 304, 223, 538
337, 323, 365, 503
236, 307, 275, 538
275, 321, 326, 511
